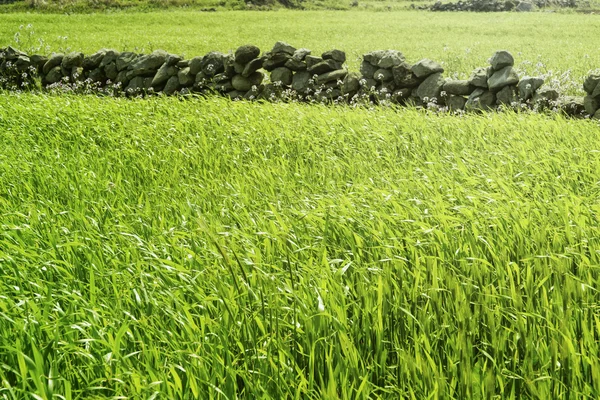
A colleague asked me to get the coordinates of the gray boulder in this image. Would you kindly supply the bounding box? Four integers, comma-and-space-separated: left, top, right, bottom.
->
45, 66, 63, 84
415, 72, 445, 103
584, 95, 600, 116
104, 62, 118, 81
392, 88, 412, 104
163, 76, 181, 95
466, 88, 496, 111
235, 45, 260, 65
317, 69, 347, 85
393, 62, 420, 88
189, 56, 204, 75
116, 52, 137, 71
411, 59, 444, 79
594, 109, 600, 120
360, 60, 378, 79
82, 50, 106, 70
293, 48, 311, 61
517, 76, 544, 100
342, 72, 361, 95
443, 80, 472, 95
178, 67, 195, 86
272, 41, 296, 55
263, 52, 290, 71
232, 72, 264, 91
130, 50, 168, 77
284, 58, 307, 71
99, 50, 120, 68
558, 96, 585, 116
446, 95, 467, 111
307, 59, 342, 75
151, 64, 178, 88
271, 67, 293, 86
496, 85, 518, 105
200, 52, 225, 76
126, 76, 145, 91
488, 66, 519, 91
583, 74, 600, 95
242, 57, 265, 77
516, 1, 534, 11
43, 53, 64, 75
322, 49, 346, 63
468, 67, 489, 88
88, 68, 105, 83
292, 70, 311, 93
489, 51, 514, 71
364, 50, 404, 68
374, 68, 393, 82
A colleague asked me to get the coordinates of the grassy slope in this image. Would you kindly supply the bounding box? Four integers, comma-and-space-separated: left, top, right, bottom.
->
1, 93, 600, 398
1, 10, 600, 82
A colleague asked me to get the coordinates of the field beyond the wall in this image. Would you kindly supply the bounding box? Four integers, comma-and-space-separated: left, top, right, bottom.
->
1, 9, 600, 400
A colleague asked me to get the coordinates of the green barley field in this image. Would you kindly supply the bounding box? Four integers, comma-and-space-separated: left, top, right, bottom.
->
2, 9, 600, 399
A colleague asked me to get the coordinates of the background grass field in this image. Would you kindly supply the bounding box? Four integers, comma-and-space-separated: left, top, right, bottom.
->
2, 9, 600, 400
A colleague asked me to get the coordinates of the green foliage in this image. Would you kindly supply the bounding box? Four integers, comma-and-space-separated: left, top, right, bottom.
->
1, 93, 600, 398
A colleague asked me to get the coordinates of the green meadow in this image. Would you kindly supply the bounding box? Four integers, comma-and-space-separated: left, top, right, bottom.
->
1, 9, 600, 399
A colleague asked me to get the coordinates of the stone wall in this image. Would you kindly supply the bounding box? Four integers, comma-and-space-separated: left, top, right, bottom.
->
1, 42, 599, 119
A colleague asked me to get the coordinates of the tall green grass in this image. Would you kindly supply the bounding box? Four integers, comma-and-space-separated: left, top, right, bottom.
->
1, 92, 600, 398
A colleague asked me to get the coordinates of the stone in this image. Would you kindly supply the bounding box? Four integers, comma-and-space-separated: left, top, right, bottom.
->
584, 95, 600, 116
392, 88, 412, 104
143, 77, 154, 90
533, 87, 559, 103
446, 95, 467, 111
165, 54, 181, 67
226, 90, 246, 100
178, 67, 195, 87
129, 50, 168, 77
292, 70, 311, 93
305, 55, 323, 70
516, 1, 534, 11
360, 60, 379, 79
235, 45, 260, 65
415, 72, 445, 103
317, 69, 347, 85
496, 85, 518, 105
360, 78, 378, 91
593, 83, 600, 98
126, 76, 144, 91
322, 49, 346, 63
116, 52, 137, 71
242, 57, 265, 77
88, 68, 105, 83
43, 53, 64, 75
263, 52, 290, 71
443, 80, 472, 96
307, 59, 342, 75
223, 54, 235, 76
411, 59, 444, 78
82, 50, 106, 70
200, 52, 225, 76
71, 66, 84, 81
374, 68, 393, 82
99, 50, 121, 68
284, 58, 307, 71
341, 72, 361, 95
163, 75, 181, 95
466, 88, 496, 111
292, 48, 311, 61
116, 70, 129, 84
232, 62, 245, 74
151, 64, 178, 87
272, 41, 296, 55
29, 55, 48, 71
583, 74, 600, 95
232, 72, 263, 91
104, 62, 118, 81
45, 66, 63, 84
364, 50, 405, 68
489, 51, 514, 71
189, 56, 204, 75
594, 109, 600, 120
213, 80, 234, 92
558, 96, 585, 116
517, 76, 544, 100
487, 66, 519, 91
392, 62, 420, 88
468, 67, 489, 88
271, 67, 293, 86
177, 59, 189, 68
195, 71, 209, 84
